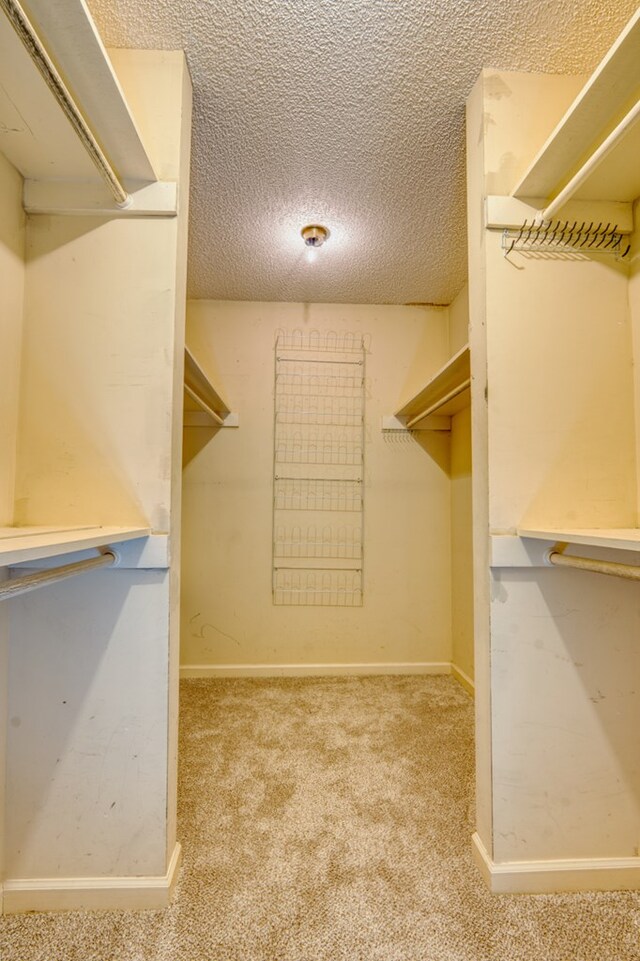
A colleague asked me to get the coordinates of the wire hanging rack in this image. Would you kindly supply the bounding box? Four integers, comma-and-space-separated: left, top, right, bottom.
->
502, 219, 631, 260
272, 329, 366, 606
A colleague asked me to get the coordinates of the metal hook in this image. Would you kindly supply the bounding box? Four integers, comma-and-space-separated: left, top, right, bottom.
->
540, 219, 552, 243
504, 229, 516, 258
555, 220, 568, 245
565, 221, 578, 246
588, 223, 603, 247
580, 222, 594, 247
573, 222, 586, 248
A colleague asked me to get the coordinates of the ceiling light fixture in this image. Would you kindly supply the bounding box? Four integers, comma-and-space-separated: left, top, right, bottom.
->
301, 224, 329, 247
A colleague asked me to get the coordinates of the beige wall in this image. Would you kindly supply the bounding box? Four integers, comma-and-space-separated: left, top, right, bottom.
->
449, 282, 469, 355
449, 285, 473, 684
0, 151, 25, 905
182, 300, 453, 672
630, 197, 640, 519
451, 406, 473, 682
0, 153, 25, 525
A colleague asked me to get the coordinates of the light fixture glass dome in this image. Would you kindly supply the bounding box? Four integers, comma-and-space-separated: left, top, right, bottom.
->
301, 224, 329, 247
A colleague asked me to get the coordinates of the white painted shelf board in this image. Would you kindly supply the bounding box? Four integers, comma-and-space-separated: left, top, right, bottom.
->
513, 8, 640, 205
518, 527, 640, 552
184, 346, 231, 425
396, 344, 470, 423
0, 526, 151, 567
0, 0, 155, 185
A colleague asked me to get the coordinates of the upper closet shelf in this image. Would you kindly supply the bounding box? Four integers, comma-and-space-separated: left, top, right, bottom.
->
184, 346, 239, 429
0, 0, 175, 215
0, 525, 151, 567
518, 527, 640, 553
383, 344, 470, 432
512, 7, 640, 216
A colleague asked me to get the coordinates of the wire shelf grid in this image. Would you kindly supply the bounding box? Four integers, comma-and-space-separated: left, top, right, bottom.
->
276, 367, 365, 396
274, 477, 362, 512
275, 433, 363, 466
275, 329, 367, 353
275, 394, 364, 426
272, 329, 366, 605
273, 524, 362, 560
273, 567, 363, 607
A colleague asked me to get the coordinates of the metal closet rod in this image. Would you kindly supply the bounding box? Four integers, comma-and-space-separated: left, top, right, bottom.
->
0, 550, 117, 602
542, 98, 640, 221
548, 550, 640, 581
406, 379, 471, 430
0, 0, 130, 207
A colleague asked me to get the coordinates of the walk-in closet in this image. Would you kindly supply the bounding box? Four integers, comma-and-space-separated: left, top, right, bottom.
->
1, 1, 640, 957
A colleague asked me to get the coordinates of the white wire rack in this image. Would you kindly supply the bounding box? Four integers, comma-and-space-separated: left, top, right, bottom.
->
273, 525, 363, 560
273, 477, 363, 512
272, 330, 366, 606
272, 567, 363, 607
275, 329, 368, 353
275, 394, 364, 426
276, 364, 364, 395
501, 219, 631, 260
275, 433, 364, 466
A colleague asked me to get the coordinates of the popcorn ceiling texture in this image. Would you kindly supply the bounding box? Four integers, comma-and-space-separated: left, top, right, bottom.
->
88, 0, 638, 304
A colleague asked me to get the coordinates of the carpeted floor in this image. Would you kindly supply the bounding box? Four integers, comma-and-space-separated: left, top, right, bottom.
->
1, 675, 640, 960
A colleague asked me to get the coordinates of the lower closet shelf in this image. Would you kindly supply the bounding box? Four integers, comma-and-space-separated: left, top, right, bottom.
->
0, 525, 151, 567
517, 527, 640, 552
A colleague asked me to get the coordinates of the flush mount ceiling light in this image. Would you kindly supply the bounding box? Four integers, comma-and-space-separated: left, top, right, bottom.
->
301, 224, 330, 247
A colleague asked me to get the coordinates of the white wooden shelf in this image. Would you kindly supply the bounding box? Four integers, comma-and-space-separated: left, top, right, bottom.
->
0, 0, 180, 217
183, 346, 238, 428
0, 525, 151, 567
513, 9, 640, 209
386, 344, 470, 431
518, 527, 640, 553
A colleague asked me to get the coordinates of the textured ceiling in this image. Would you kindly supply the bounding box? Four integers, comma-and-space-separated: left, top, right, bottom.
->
88, 0, 638, 305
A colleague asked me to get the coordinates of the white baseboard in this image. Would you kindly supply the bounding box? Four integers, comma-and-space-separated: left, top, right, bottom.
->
472, 833, 640, 894
451, 663, 475, 695
180, 661, 453, 679
2, 843, 182, 914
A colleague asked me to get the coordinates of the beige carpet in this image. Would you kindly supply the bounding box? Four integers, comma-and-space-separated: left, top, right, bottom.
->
1, 675, 640, 960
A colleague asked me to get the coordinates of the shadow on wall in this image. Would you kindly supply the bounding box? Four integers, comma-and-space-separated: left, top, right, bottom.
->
182, 426, 221, 468
412, 429, 451, 475
5, 567, 170, 878
14, 354, 148, 526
